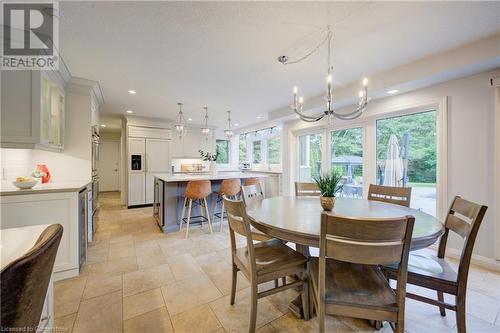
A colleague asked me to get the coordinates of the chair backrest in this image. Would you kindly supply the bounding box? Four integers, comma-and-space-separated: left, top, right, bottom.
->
243, 178, 260, 186
438, 196, 487, 287
223, 197, 257, 278
220, 178, 241, 197
241, 183, 264, 207
367, 184, 412, 207
185, 180, 212, 199
1, 224, 63, 331
295, 182, 321, 197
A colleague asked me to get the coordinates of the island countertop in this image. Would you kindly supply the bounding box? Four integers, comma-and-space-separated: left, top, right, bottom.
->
0, 181, 91, 196
154, 172, 268, 183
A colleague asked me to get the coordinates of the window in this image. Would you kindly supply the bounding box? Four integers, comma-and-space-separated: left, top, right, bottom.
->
216, 139, 229, 164
376, 110, 437, 216
252, 140, 262, 164
298, 133, 322, 182
238, 135, 247, 163
267, 137, 281, 164
331, 127, 363, 198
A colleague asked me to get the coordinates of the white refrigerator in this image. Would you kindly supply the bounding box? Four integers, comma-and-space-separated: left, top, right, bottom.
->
128, 138, 170, 206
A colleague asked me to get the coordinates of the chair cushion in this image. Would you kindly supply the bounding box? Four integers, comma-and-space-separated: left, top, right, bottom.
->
310, 257, 397, 312
381, 248, 458, 294
235, 239, 307, 276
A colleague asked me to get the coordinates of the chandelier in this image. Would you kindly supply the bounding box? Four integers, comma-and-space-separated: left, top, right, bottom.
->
281, 26, 369, 123
201, 106, 211, 138
174, 102, 186, 138
224, 110, 234, 139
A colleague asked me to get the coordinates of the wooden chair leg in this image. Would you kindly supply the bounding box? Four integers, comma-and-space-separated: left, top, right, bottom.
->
179, 197, 187, 231
230, 263, 237, 305
249, 283, 258, 333
185, 199, 192, 238
456, 297, 466, 333
204, 197, 212, 233
220, 200, 225, 232
437, 291, 446, 316
302, 277, 310, 321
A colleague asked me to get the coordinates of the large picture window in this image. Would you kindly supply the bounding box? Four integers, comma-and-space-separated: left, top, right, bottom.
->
331, 127, 363, 198
267, 137, 281, 164
238, 135, 247, 163
252, 140, 262, 164
376, 110, 437, 216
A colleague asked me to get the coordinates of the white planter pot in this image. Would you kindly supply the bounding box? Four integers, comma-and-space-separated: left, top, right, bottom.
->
209, 162, 217, 176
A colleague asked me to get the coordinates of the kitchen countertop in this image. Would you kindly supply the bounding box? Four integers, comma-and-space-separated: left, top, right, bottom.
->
0, 181, 90, 196
154, 172, 268, 183
241, 170, 283, 174
0, 224, 51, 269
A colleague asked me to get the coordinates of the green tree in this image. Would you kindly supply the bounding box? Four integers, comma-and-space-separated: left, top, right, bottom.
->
216, 140, 229, 164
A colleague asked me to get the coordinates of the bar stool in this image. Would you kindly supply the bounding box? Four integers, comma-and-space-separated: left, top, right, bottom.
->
243, 177, 260, 186
212, 178, 241, 232
180, 180, 213, 238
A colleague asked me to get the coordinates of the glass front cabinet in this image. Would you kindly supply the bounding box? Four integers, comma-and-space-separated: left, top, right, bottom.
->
40, 73, 65, 149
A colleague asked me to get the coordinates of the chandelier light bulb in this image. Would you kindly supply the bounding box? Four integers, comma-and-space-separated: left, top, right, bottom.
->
299, 96, 304, 104
293, 86, 298, 94
358, 90, 364, 98
363, 77, 368, 86
327, 75, 332, 83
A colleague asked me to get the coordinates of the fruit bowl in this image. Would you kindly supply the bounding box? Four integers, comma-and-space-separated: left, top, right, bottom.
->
12, 179, 38, 189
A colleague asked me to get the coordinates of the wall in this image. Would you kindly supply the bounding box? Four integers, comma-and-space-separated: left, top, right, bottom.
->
281, 69, 499, 263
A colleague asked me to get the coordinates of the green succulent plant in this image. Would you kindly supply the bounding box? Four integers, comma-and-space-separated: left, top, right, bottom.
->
312, 172, 344, 197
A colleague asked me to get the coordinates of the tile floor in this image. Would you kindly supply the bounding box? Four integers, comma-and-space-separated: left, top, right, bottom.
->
54, 192, 500, 333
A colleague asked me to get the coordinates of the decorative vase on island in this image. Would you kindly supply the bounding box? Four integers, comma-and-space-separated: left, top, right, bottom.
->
320, 196, 335, 211
209, 161, 217, 176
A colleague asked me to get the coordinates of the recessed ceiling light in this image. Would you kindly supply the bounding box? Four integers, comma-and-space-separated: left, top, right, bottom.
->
126, 110, 133, 114
128, 90, 136, 95
188, 118, 193, 121
100, 124, 106, 127
256, 115, 262, 119
387, 89, 399, 94
234, 123, 239, 127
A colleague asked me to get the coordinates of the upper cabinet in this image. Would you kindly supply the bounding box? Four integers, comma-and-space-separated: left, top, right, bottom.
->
1, 70, 67, 151
171, 128, 215, 158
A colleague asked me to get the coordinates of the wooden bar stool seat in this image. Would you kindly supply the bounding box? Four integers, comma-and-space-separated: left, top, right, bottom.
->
243, 178, 260, 186
179, 180, 213, 238
213, 178, 241, 232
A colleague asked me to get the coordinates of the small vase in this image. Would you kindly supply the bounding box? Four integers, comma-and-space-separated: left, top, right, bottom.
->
209, 161, 217, 176
320, 196, 335, 211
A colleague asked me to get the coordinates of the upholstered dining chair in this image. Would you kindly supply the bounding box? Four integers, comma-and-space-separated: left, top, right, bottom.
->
1, 224, 63, 331
310, 212, 415, 333
223, 197, 310, 333
367, 184, 412, 207
294, 182, 321, 197
381, 196, 488, 333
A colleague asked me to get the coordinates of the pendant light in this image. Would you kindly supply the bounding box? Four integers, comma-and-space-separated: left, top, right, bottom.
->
174, 102, 186, 138
201, 106, 210, 138
224, 110, 234, 139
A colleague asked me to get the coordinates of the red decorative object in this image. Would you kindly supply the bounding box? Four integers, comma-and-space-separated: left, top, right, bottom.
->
37, 164, 51, 183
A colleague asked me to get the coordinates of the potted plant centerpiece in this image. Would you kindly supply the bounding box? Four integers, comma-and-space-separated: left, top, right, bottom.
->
199, 150, 218, 176
313, 172, 343, 211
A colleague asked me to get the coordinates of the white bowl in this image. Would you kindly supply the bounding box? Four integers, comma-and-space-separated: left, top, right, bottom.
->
12, 180, 38, 189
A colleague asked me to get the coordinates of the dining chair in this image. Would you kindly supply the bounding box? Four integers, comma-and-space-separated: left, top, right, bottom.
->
212, 178, 241, 232
367, 184, 412, 207
294, 182, 321, 196
381, 196, 488, 333
241, 183, 264, 207
310, 212, 415, 333
1, 224, 63, 331
223, 196, 310, 333
179, 180, 213, 238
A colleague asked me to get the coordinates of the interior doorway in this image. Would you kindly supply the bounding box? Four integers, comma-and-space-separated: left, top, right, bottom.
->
99, 140, 120, 192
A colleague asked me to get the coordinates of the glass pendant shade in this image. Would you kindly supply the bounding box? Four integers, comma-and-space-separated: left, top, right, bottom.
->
201, 106, 210, 137
224, 110, 233, 139
175, 103, 186, 137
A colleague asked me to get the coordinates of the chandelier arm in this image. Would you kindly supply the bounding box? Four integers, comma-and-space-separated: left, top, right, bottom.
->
330, 107, 366, 120
328, 101, 367, 119
293, 108, 326, 122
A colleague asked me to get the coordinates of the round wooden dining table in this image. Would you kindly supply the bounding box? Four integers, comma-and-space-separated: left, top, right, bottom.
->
246, 196, 445, 319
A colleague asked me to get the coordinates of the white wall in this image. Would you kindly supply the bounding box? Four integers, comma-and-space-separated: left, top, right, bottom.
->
281, 69, 499, 262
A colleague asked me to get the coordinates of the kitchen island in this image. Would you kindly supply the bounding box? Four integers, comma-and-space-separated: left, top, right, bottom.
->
153, 172, 267, 232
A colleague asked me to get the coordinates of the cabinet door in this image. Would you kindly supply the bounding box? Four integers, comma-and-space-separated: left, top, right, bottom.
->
128, 172, 145, 206
40, 74, 65, 149
145, 139, 170, 172
145, 172, 155, 204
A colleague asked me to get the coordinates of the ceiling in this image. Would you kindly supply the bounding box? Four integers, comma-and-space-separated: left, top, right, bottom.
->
59, 1, 500, 129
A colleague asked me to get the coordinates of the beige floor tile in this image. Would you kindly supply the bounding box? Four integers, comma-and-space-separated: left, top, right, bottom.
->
256, 324, 277, 333
194, 250, 228, 268
90, 255, 138, 277
171, 304, 222, 333
72, 290, 122, 333
122, 263, 175, 297
123, 288, 166, 320
136, 246, 168, 268
166, 253, 205, 280
466, 289, 500, 323
202, 260, 249, 295
82, 274, 122, 300
209, 290, 283, 332
54, 313, 76, 333
108, 240, 136, 259
86, 243, 109, 264
161, 274, 222, 316
54, 276, 87, 318
123, 307, 174, 333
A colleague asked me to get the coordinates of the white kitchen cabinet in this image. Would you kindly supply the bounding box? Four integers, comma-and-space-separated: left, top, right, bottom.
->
171, 128, 215, 158
243, 171, 282, 198
1, 70, 66, 151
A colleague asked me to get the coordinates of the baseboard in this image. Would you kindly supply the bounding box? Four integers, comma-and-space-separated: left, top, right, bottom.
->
54, 268, 79, 282
430, 244, 500, 272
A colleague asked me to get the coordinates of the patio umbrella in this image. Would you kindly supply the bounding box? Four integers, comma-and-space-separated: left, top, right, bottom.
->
383, 134, 404, 187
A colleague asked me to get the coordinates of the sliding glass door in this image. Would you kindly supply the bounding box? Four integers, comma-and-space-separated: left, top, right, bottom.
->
331, 127, 363, 198
298, 133, 322, 182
